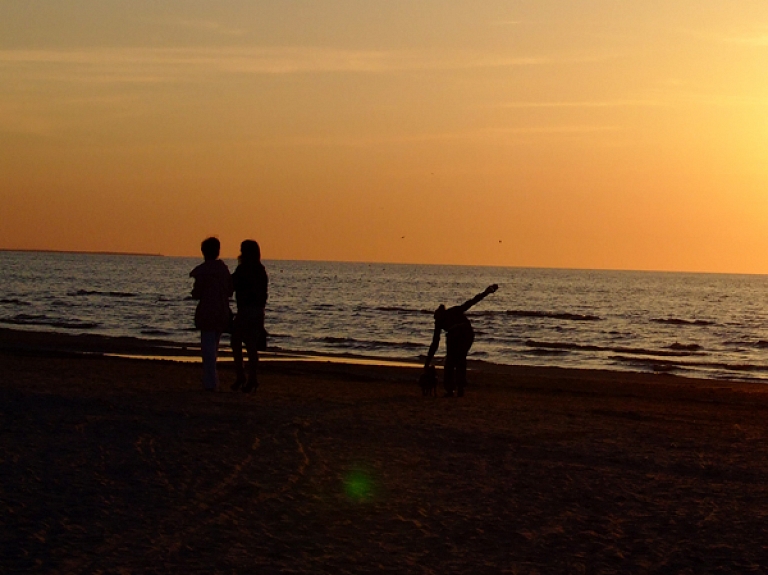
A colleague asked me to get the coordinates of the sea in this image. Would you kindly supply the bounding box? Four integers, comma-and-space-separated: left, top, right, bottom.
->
2, 250, 768, 382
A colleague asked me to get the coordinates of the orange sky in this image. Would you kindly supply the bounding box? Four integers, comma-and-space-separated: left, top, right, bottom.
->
2, 1, 767, 272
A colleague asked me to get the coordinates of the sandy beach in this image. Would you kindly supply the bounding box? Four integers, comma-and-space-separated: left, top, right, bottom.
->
3, 328, 768, 573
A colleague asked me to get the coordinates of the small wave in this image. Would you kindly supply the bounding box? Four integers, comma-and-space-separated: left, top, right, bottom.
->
525, 340, 705, 358
651, 318, 715, 326
318, 335, 423, 350
508, 310, 601, 322
612, 356, 682, 374
382, 340, 423, 350
0, 314, 100, 330
321, 336, 355, 345
473, 309, 601, 321
724, 340, 768, 349
141, 329, 172, 336
525, 348, 570, 356
668, 342, 703, 352
376, 307, 601, 321
718, 363, 768, 373
69, 289, 137, 298
262, 332, 291, 340
614, 355, 768, 374
0, 298, 30, 306
372, 306, 435, 315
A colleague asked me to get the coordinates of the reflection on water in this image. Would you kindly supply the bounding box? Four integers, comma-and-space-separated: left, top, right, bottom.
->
3, 251, 768, 381
105, 352, 421, 369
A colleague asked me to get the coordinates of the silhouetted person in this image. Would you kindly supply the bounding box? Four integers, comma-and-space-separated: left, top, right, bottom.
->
190, 237, 233, 391
424, 284, 499, 397
230, 240, 268, 393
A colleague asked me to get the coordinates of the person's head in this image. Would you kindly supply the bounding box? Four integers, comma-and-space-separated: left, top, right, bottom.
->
239, 239, 261, 265
200, 237, 221, 261
434, 304, 446, 321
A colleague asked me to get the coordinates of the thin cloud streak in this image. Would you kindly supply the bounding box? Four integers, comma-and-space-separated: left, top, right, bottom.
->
250, 125, 622, 148
673, 93, 768, 107
682, 26, 768, 47
0, 102, 60, 135
176, 19, 246, 36
0, 47, 551, 78
723, 34, 768, 46
491, 125, 621, 134
501, 94, 768, 110
500, 100, 668, 108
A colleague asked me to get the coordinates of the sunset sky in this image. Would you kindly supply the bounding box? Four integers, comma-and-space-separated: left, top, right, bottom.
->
2, 1, 767, 272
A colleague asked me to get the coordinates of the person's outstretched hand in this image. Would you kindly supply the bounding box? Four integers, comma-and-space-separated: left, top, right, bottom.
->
486, 284, 499, 294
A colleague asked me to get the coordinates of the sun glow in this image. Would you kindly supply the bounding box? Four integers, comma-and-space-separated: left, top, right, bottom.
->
2, 2, 768, 273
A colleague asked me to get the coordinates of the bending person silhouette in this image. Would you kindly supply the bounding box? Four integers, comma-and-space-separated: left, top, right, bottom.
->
424, 284, 499, 397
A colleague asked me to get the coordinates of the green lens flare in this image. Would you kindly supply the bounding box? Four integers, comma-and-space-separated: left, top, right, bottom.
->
344, 469, 374, 502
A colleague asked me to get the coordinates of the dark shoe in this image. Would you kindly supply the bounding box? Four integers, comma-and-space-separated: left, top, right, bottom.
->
231, 375, 246, 391
243, 378, 259, 393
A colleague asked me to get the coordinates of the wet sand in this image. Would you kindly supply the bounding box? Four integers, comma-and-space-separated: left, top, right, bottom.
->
3, 329, 768, 573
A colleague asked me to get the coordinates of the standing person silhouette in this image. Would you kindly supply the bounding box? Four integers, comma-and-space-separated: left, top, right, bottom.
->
230, 240, 268, 393
424, 284, 499, 397
189, 237, 233, 391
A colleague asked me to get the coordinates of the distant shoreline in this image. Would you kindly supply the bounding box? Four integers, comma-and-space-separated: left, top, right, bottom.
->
0, 248, 163, 257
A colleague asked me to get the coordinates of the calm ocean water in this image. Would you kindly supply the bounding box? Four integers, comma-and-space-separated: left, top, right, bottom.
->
2, 251, 768, 382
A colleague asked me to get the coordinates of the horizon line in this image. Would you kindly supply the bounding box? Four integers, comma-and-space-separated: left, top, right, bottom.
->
3, 248, 765, 277
0, 248, 163, 257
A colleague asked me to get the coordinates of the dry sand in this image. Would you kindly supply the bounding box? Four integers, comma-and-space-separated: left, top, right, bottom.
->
2, 329, 768, 573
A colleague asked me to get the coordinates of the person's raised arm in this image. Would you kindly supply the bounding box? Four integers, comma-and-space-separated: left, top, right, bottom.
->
458, 284, 499, 312
424, 325, 441, 368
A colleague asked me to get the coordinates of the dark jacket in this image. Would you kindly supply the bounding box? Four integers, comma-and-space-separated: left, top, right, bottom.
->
190, 259, 233, 332
232, 262, 268, 310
